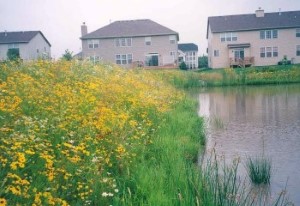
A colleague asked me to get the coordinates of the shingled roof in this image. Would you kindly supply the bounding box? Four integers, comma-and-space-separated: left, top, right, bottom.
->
207, 10, 300, 37
178, 43, 198, 52
81, 19, 179, 40
0, 31, 51, 46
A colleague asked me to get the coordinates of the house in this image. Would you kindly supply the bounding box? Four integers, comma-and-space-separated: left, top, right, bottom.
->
207, 9, 300, 68
178, 43, 198, 69
80, 19, 179, 67
0, 31, 51, 60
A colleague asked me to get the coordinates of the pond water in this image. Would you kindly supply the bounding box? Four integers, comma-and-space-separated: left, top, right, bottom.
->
197, 84, 300, 205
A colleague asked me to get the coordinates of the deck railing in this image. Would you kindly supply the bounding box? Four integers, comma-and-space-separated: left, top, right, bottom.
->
230, 57, 254, 67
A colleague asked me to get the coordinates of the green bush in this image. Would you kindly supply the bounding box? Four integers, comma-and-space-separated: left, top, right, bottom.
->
179, 62, 188, 70
7, 48, 20, 61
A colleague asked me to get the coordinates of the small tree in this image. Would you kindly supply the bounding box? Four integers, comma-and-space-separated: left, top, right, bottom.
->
198, 55, 208, 68
7, 48, 20, 61
61, 49, 73, 61
179, 61, 187, 70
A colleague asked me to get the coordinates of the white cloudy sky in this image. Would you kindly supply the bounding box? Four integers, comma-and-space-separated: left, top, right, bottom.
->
1, 0, 300, 58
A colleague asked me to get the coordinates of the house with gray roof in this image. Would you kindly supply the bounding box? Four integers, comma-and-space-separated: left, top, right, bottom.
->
207, 9, 300, 68
0, 31, 51, 61
178, 43, 198, 69
80, 19, 179, 67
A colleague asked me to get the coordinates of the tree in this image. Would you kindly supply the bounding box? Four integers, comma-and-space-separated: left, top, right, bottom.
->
198, 55, 208, 68
179, 61, 187, 70
7, 48, 20, 61
61, 49, 73, 61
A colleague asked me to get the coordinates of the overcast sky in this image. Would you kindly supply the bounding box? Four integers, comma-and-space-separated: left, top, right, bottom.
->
1, 0, 300, 59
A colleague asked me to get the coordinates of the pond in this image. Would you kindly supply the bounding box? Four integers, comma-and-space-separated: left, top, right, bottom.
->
197, 84, 300, 205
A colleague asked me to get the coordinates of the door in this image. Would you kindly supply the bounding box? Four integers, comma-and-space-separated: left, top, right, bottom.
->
234, 49, 244, 60
145, 54, 159, 66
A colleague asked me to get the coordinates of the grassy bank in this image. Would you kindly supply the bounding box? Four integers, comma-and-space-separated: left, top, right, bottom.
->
0, 61, 187, 205
0, 61, 292, 205
157, 65, 300, 88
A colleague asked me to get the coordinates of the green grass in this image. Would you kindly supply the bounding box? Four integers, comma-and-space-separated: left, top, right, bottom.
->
246, 157, 272, 185
192, 65, 300, 87
114, 98, 292, 205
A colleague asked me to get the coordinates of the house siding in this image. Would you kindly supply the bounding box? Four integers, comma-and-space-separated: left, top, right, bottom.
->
208, 27, 300, 68
0, 33, 51, 60
82, 35, 178, 67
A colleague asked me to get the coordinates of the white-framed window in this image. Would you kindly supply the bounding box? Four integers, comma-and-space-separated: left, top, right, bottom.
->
145, 37, 151, 46
88, 40, 99, 49
296, 45, 300, 56
169, 35, 176, 44
8, 44, 19, 49
296, 29, 300, 37
260, 47, 265, 57
89, 56, 100, 63
170, 51, 176, 56
115, 38, 132, 47
260, 30, 278, 39
273, 47, 278, 57
115, 54, 133, 65
213, 50, 219, 57
220, 33, 237, 42
260, 46, 278, 58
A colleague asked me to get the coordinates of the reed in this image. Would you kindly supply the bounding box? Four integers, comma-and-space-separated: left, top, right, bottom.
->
246, 156, 272, 185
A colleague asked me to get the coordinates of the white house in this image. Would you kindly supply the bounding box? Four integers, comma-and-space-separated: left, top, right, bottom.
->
0, 31, 51, 61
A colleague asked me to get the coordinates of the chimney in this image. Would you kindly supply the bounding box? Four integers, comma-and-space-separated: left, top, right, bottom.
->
4, 30, 7, 36
81, 22, 87, 37
255, 7, 265, 17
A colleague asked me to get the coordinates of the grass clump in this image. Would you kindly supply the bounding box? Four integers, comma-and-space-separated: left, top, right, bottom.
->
246, 157, 272, 185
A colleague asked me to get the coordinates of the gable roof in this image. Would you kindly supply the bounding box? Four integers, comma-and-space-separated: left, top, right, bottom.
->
178, 43, 198, 52
0, 31, 51, 46
207, 10, 300, 37
81, 19, 179, 40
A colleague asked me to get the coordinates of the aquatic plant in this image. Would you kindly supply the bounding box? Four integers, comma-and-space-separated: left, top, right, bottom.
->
246, 156, 272, 185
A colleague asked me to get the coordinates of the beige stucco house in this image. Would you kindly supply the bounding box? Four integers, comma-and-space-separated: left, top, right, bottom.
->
207, 9, 300, 68
178, 43, 198, 69
0, 31, 51, 61
80, 19, 179, 67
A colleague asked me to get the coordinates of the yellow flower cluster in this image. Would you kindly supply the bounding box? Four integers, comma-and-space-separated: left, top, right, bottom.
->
0, 60, 183, 205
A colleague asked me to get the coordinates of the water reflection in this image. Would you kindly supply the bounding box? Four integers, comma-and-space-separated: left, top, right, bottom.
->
198, 84, 300, 205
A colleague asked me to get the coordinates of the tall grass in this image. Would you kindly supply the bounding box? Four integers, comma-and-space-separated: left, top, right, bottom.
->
246, 157, 272, 185
162, 65, 300, 88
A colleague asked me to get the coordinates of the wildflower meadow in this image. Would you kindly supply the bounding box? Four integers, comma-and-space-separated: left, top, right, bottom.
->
0, 61, 184, 205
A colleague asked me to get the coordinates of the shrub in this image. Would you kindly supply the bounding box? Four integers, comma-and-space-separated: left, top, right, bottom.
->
179, 61, 188, 70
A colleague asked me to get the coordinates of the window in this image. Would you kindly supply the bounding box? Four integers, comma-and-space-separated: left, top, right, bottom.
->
273, 47, 278, 57
170, 51, 176, 56
89, 56, 100, 63
260, 47, 265, 57
220, 33, 237, 42
213, 50, 219, 57
115, 38, 132, 47
260, 30, 278, 39
260, 47, 278, 58
169, 35, 176, 44
266, 47, 272, 57
266, 31, 272, 39
88, 40, 99, 49
296, 29, 300, 37
220, 33, 226, 42
115, 54, 133, 65
8, 44, 19, 49
145, 37, 151, 45
297, 45, 300, 56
